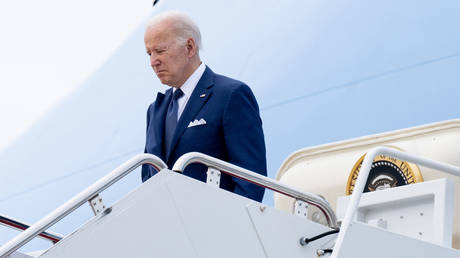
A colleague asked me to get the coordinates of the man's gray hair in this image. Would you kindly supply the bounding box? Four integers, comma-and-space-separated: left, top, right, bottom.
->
147, 11, 202, 50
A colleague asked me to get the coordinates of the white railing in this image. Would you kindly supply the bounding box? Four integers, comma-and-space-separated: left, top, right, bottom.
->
172, 152, 338, 228
0, 215, 63, 244
331, 146, 460, 258
0, 154, 167, 257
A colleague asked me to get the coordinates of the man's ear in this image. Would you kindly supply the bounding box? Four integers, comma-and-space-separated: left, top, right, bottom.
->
186, 38, 197, 57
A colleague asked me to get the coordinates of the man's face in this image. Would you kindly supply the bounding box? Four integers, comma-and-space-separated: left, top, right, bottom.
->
144, 23, 191, 88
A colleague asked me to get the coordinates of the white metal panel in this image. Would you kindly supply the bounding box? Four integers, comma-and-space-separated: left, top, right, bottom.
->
9, 252, 34, 258
39, 172, 198, 258
38, 170, 268, 258
246, 203, 336, 258
333, 222, 460, 258
337, 177, 454, 247
159, 173, 268, 258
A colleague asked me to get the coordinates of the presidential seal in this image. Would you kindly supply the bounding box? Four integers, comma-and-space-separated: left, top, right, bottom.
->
346, 147, 423, 195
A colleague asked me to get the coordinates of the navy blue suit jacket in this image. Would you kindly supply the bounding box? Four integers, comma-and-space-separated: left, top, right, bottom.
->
142, 66, 267, 202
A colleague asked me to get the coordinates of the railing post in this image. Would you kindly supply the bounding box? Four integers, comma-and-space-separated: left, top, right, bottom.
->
88, 194, 110, 216
206, 167, 221, 188
294, 199, 309, 219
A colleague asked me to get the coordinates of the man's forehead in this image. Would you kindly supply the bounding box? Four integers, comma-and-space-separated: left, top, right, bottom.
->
145, 28, 174, 45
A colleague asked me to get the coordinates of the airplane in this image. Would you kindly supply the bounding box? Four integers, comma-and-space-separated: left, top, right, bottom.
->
1, 0, 460, 255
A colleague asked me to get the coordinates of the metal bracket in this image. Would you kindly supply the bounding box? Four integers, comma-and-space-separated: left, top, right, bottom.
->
294, 199, 309, 218
206, 167, 221, 188
88, 194, 109, 216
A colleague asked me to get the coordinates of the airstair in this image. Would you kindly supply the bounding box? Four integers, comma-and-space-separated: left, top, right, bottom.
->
1, 147, 460, 257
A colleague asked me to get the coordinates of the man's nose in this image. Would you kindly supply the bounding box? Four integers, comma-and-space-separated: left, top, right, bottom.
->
150, 55, 160, 68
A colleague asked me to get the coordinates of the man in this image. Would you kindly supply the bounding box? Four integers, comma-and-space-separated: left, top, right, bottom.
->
141, 11, 267, 202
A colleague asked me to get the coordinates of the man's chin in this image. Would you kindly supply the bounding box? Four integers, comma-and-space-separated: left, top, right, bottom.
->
157, 75, 171, 86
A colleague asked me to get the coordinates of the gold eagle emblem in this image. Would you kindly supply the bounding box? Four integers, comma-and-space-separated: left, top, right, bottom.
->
346, 146, 424, 195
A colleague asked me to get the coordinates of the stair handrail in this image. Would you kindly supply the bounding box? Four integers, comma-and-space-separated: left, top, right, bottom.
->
0, 214, 63, 244
0, 154, 167, 257
331, 146, 460, 258
172, 152, 338, 228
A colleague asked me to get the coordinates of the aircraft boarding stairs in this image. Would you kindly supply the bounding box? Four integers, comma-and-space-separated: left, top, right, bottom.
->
1, 147, 460, 257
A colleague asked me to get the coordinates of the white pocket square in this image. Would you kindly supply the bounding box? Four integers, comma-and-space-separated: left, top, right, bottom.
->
187, 118, 207, 128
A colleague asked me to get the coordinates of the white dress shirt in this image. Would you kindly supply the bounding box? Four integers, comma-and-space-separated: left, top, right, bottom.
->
173, 62, 206, 120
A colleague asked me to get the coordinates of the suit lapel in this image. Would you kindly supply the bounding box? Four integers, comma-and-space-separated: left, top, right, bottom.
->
152, 89, 172, 160
166, 67, 215, 160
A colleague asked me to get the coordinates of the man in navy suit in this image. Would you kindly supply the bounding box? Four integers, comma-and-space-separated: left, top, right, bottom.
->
141, 11, 266, 202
